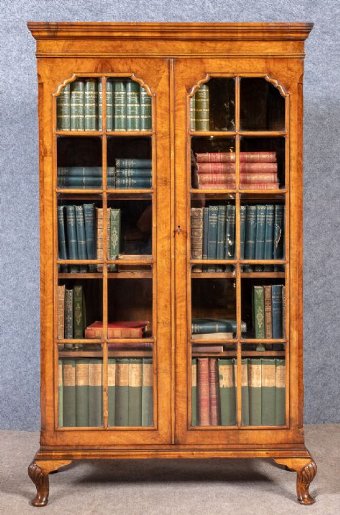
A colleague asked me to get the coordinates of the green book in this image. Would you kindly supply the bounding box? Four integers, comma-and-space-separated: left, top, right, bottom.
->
190, 95, 196, 131
84, 79, 98, 131
70, 80, 84, 131
191, 358, 197, 426
142, 358, 153, 426
106, 79, 113, 131
62, 359, 76, 427
75, 359, 89, 427
126, 81, 140, 131
128, 359, 143, 426
264, 204, 275, 262
83, 203, 96, 270
275, 359, 286, 425
115, 359, 129, 426
202, 207, 209, 265
57, 83, 70, 130
216, 205, 226, 270
58, 176, 102, 188
64, 288, 73, 341
272, 284, 283, 339
115, 159, 151, 168
207, 205, 218, 270
58, 359, 63, 427
253, 286, 265, 339
241, 358, 249, 425
65, 205, 78, 260
108, 209, 121, 271
113, 81, 126, 131
108, 358, 116, 426
58, 166, 102, 177
88, 358, 103, 427
57, 206, 68, 262
75, 206, 87, 264
249, 359, 262, 425
98, 81, 102, 130
195, 84, 209, 131
240, 205, 246, 259
113, 177, 151, 189
140, 86, 152, 130
261, 359, 276, 425
73, 285, 85, 340
244, 205, 256, 271
219, 359, 236, 426
115, 169, 152, 178
254, 205, 266, 271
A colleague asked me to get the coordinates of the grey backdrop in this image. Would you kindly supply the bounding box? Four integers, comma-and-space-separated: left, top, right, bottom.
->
0, 1, 339, 430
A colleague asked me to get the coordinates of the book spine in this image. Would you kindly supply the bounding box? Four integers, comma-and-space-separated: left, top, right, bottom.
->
191, 358, 197, 426
115, 359, 129, 426
106, 80, 113, 131
225, 204, 235, 262
275, 359, 286, 425
75, 359, 89, 426
113, 81, 126, 131
282, 286, 286, 340
241, 183, 279, 190
253, 286, 265, 339
62, 359, 76, 427
264, 285, 272, 339
191, 208, 203, 271
98, 81, 102, 130
58, 177, 102, 188
75, 206, 87, 260
108, 358, 116, 426
64, 288, 73, 340
240, 205, 246, 259
73, 285, 85, 339
273, 205, 285, 260
198, 174, 236, 185
84, 79, 98, 131
195, 152, 277, 163
115, 159, 152, 169
114, 169, 152, 178
191, 319, 239, 334
195, 84, 209, 131
57, 206, 68, 260
249, 359, 262, 425
83, 203, 96, 266
58, 166, 102, 177
115, 177, 152, 189
218, 358, 236, 425
241, 358, 249, 425
240, 173, 278, 183
207, 205, 218, 266
70, 80, 84, 131
264, 204, 275, 264
216, 205, 226, 260
65, 205, 78, 260
202, 207, 209, 262
57, 83, 70, 130
244, 205, 256, 260
142, 358, 153, 426
58, 359, 63, 427
190, 95, 196, 131
88, 358, 103, 427
261, 358, 276, 425
197, 358, 210, 426
108, 208, 121, 271
272, 285, 283, 339
85, 326, 144, 339
96, 208, 110, 272
140, 86, 152, 131
254, 205, 266, 271
197, 163, 277, 174
126, 81, 140, 131
128, 359, 143, 426
209, 358, 219, 425
57, 285, 65, 340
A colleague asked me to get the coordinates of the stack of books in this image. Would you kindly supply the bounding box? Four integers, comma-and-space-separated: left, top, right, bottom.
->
113, 159, 152, 189
85, 321, 149, 339
58, 166, 111, 189
192, 318, 246, 338
58, 357, 153, 427
57, 79, 101, 131
57, 285, 86, 342
106, 80, 152, 131
193, 152, 279, 190
192, 357, 285, 426
253, 285, 285, 341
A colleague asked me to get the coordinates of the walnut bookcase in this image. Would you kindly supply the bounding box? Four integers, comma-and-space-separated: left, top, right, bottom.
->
28, 22, 316, 507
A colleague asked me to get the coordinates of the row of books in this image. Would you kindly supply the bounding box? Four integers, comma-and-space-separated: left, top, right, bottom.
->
193, 152, 280, 189
57, 79, 152, 132
253, 285, 285, 340
58, 205, 121, 272
192, 357, 285, 426
190, 203, 284, 270
58, 159, 152, 189
192, 318, 247, 337
59, 358, 153, 427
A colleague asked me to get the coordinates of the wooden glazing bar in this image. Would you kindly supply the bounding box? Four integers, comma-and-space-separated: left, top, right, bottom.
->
189, 131, 286, 138
191, 351, 286, 358
242, 338, 286, 344
58, 273, 103, 279
191, 339, 237, 344
107, 258, 153, 265
240, 259, 287, 265
241, 272, 285, 278
107, 272, 153, 279
57, 259, 102, 264
106, 189, 154, 195
284, 91, 290, 427
107, 339, 154, 344
190, 259, 238, 265
58, 339, 102, 344
56, 130, 102, 136
105, 130, 154, 137
191, 272, 235, 279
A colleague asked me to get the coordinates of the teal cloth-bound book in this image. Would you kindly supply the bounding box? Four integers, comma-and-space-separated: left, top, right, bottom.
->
84, 79, 98, 131
113, 81, 126, 131
126, 81, 140, 131
75, 205, 87, 260
216, 205, 226, 270
244, 205, 256, 271
115, 158, 152, 168
70, 80, 84, 131
272, 284, 283, 339
207, 205, 218, 270
140, 86, 152, 131
264, 204, 274, 270
65, 205, 78, 260
240, 205, 246, 259
106, 80, 113, 131
57, 206, 67, 260
254, 205, 266, 271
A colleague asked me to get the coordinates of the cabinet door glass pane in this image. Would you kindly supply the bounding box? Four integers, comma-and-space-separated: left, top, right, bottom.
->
106, 79, 152, 132
57, 137, 102, 189
190, 78, 235, 132
240, 78, 285, 131
57, 78, 102, 131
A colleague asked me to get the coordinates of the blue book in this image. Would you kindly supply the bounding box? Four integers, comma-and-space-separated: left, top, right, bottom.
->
65, 205, 78, 260
244, 205, 256, 271
272, 285, 283, 339
83, 203, 96, 261
240, 205, 246, 259
202, 207, 209, 269
192, 318, 247, 335
113, 177, 152, 189
264, 205, 274, 270
58, 176, 102, 188
57, 206, 67, 260
207, 206, 218, 271
115, 169, 152, 177
255, 205, 266, 271
115, 159, 152, 169
58, 166, 102, 177
216, 205, 226, 270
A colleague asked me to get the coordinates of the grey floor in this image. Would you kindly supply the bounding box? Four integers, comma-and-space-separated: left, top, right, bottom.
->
0, 425, 339, 514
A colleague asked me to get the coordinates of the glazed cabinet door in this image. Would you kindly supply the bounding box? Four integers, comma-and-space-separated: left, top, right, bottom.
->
174, 58, 303, 446
38, 58, 172, 446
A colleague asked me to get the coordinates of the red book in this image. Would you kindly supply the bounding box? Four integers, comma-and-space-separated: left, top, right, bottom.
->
198, 174, 236, 186
240, 173, 278, 183
240, 182, 279, 190
209, 358, 219, 425
85, 321, 149, 339
197, 162, 278, 173
197, 358, 210, 426
195, 151, 277, 163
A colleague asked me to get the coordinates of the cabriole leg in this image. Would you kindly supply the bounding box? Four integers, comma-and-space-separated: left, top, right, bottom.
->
273, 456, 317, 505
28, 459, 72, 507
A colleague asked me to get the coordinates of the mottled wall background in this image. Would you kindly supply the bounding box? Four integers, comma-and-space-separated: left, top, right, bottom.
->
0, 1, 339, 430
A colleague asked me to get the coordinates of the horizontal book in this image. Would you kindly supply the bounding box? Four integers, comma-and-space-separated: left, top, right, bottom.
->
195, 152, 277, 163
115, 159, 152, 169
192, 332, 233, 340
114, 169, 152, 177
58, 177, 102, 187
85, 321, 149, 339
197, 162, 278, 174
193, 345, 224, 353
57, 167, 114, 177
192, 318, 246, 335
114, 177, 152, 189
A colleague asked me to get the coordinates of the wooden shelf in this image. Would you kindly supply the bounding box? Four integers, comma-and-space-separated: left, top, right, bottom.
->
56, 130, 153, 137
189, 130, 286, 137
59, 351, 153, 358
191, 188, 286, 196
192, 351, 285, 357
